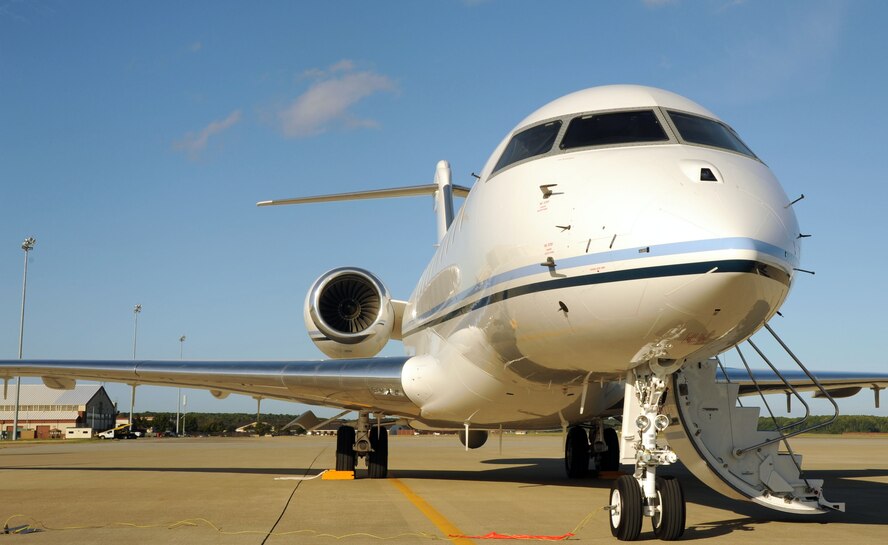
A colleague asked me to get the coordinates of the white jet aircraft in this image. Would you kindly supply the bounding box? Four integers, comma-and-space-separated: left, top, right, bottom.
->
4, 85, 888, 541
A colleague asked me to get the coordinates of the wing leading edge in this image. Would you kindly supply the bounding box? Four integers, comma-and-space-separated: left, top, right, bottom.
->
0, 358, 418, 416
719, 366, 888, 403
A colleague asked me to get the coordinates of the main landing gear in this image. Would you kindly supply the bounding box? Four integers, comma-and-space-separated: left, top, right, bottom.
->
335, 410, 389, 478
564, 421, 620, 478
607, 362, 685, 541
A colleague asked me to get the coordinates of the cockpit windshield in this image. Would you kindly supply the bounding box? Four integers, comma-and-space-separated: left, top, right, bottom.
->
560, 110, 668, 150
667, 111, 757, 159
493, 120, 562, 174
490, 107, 759, 180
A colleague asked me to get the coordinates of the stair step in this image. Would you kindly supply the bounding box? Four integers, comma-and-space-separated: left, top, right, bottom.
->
663, 358, 843, 514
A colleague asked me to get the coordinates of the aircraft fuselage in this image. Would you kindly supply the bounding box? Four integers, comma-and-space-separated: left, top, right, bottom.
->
399, 86, 800, 427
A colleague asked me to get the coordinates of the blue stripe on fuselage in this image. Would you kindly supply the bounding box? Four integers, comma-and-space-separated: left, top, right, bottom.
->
407, 237, 795, 329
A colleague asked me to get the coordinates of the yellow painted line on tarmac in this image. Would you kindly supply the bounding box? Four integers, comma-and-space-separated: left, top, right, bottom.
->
390, 478, 476, 545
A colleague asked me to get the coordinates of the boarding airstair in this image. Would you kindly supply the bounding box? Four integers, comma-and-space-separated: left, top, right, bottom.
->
621, 324, 845, 514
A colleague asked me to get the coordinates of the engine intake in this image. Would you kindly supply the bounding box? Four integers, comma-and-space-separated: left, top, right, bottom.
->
304, 267, 394, 358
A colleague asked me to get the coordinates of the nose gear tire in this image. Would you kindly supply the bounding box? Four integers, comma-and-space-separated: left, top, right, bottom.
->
609, 475, 642, 541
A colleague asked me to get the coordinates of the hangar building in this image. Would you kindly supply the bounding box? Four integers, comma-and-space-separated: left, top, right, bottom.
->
0, 384, 115, 439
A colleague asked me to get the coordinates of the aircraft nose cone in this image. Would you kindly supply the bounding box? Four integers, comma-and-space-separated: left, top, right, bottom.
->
653, 258, 792, 362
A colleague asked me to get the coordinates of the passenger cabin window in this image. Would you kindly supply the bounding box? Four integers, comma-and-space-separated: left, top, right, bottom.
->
493, 120, 562, 173
560, 110, 668, 150
668, 111, 757, 159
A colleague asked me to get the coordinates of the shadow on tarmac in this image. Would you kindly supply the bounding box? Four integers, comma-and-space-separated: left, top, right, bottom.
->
3, 456, 886, 537
439, 458, 888, 534
681, 468, 888, 528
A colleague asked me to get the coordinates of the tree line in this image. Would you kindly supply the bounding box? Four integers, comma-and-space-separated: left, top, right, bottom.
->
757, 415, 888, 434
133, 412, 307, 435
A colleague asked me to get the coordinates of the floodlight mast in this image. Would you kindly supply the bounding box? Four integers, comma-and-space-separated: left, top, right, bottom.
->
132, 304, 142, 360
129, 304, 141, 426
177, 335, 185, 436
11, 237, 36, 441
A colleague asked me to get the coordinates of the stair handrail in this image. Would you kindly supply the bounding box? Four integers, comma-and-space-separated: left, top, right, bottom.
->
735, 344, 807, 434
745, 339, 812, 432
764, 322, 840, 427
733, 323, 840, 456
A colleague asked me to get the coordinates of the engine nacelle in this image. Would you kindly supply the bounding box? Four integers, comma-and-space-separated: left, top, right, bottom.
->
458, 429, 489, 449
304, 267, 395, 359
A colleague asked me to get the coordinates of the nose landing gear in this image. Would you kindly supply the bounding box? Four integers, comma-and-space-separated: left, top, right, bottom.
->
608, 361, 686, 541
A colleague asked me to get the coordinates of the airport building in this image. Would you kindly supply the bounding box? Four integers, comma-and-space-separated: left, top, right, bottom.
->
0, 384, 115, 439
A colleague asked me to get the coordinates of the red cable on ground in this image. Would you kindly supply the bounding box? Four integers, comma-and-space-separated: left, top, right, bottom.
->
449, 531, 575, 541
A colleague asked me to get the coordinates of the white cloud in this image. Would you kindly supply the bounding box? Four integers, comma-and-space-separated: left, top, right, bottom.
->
174, 110, 242, 158
712, 2, 846, 103
711, 0, 747, 12
0, 2, 26, 22
0, 0, 55, 22
643, 0, 746, 11
189, 41, 203, 53
328, 59, 355, 73
280, 61, 396, 137
300, 60, 355, 81
642, 0, 678, 7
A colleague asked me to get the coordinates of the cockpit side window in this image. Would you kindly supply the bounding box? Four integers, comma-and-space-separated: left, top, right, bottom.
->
493, 120, 562, 174
667, 111, 757, 159
560, 110, 668, 150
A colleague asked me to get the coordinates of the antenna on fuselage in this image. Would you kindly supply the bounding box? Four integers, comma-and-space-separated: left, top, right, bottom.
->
785, 194, 805, 208
256, 161, 471, 243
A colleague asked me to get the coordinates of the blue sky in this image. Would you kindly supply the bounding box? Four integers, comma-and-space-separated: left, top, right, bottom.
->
1, 0, 886, 417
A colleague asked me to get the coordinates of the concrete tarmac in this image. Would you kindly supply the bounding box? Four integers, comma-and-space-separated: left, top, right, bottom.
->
1, 434, 886, 544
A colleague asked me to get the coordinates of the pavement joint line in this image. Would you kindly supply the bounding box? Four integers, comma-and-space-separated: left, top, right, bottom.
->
260, 446, 327, 545
390, 478, 476, 545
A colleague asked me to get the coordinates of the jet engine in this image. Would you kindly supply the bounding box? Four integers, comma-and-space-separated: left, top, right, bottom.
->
458, 429, 489, 449
304, 267, 395, 358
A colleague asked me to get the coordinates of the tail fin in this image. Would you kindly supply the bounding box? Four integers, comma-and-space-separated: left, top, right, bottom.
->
257, 161, 470, 242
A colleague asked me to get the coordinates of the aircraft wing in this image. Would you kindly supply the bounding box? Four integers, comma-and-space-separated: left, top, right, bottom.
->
0, 358, 419, 416
719, 367, 888, 401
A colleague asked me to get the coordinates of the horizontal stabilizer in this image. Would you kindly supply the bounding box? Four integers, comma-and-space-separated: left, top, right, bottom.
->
282, 409, 351, 431
257, 184, 470, 207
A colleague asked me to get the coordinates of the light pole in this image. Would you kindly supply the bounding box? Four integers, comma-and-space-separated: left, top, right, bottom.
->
129, 304, 141, 426
182, 394, 187, 436
177, 335, 185, 436
11, 237, 36, 441
132, 304, 141, 359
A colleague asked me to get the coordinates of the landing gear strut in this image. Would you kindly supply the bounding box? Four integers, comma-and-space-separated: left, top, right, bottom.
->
609, 361, 686, 541
335, 411, 389, 478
